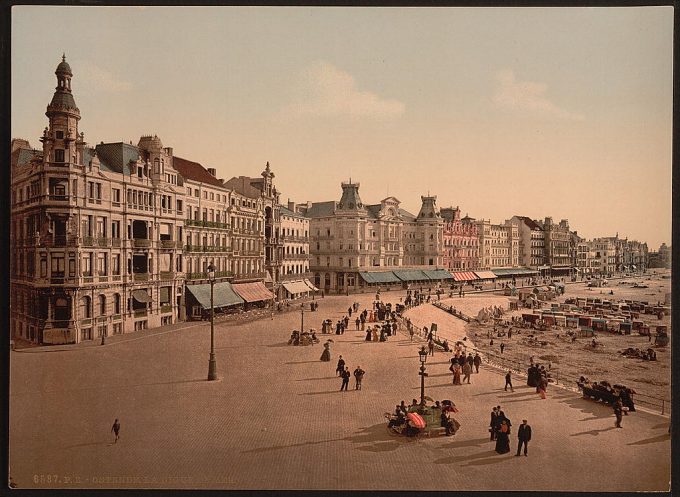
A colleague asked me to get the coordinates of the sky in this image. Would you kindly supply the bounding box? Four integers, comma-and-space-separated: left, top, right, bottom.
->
12, 6, 673, 249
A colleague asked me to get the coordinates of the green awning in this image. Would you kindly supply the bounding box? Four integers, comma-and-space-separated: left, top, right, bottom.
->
421, 269, 454, 280
359, 271, 401, 284
492, 268, 539, 277
186, 282, 244, 309
393, 269, 430, 282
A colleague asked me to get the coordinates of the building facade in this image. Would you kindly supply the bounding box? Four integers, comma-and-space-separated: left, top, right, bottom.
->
441, 207, 479, 270
475, 218, 520, 269
303, 181, 444, 293
279, 202, 312, 298
511, 216, 545, 270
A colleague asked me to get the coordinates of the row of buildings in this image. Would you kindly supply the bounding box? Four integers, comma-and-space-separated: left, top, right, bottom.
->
10, 57, 663, 345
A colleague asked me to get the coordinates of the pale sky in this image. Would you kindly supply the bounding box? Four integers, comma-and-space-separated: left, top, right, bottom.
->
12, 6, 673, 249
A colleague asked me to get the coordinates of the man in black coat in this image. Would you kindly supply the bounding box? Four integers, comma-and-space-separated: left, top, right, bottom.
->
340, 367, 350, 391
516, 419, 532, 456
489, 407, 498, 441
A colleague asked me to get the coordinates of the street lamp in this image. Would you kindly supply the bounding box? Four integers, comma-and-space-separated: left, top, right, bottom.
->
300, 303, 306, 333
207, 264, 217, 381
418, 345, 428, 406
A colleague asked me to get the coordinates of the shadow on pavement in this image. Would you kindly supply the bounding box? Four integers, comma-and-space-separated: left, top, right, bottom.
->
62, 440, 111, 450
561, 396, 612, 420
265, 342, 292, 348
433, 449, 501, 465
298, 389, 349, 396
439, 437, 489, 450
627, 434, 671, 446
294, 376, 338, 382
139, 378, 209, 387
285, 361, 324, 365
570, 427, 616, 437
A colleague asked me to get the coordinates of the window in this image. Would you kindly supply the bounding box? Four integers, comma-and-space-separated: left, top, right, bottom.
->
111, 220, 120, 240
96, 217, 106, 238
80, 296, 91, 318
113, 294, 121, 314
112, 254, 121, 275
99, 295, 106, 315
97, 253, 107, 275
56, 130, 64, 139
54, 149, 65, 162
176, 199, 183, 213
51, 253, 65, 276
112, 188, 121, 203
82, 253, 92, 276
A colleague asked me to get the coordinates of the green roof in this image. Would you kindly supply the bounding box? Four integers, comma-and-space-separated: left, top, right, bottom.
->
492, 268, 538, 276
359, 271, 401, 284
393, 269, 430, 282
186, 282, 244, 309
421, 269, 453, 280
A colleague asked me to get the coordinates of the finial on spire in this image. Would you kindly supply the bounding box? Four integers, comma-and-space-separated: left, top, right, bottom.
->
62, 53, 66, 62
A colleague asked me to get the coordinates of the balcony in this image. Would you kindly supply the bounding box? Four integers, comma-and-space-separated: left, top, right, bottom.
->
134, 310, 148, 318
159, 271, 175, 280
133, 239, 152, 248
82, 236, 96, 247
186, 271, 234, 281
160, 304, 172, 314
160, 239, 177, 249
133, 273, 149, 282
97, 237, 111, 248
111, 238, 122, 248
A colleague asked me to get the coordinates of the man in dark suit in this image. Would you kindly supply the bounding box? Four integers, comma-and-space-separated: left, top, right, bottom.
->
516, 419, 532, 456
340, 367, 350, 391
489, 407, 498, 441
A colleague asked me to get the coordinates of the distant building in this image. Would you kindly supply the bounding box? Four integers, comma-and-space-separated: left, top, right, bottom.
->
441, 207, 479, 270
475, 218, 519, 270
510, 215, 545, 271
279, 201, 313, 299
302, 181, 444, 294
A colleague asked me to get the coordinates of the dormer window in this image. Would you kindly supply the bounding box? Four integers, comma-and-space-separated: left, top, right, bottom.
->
56, 131, 64, 139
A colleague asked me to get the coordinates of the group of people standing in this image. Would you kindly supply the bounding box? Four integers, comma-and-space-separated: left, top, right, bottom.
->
490, 406, 532, 456
336, 356, 366, 391
449, 352, 482, 385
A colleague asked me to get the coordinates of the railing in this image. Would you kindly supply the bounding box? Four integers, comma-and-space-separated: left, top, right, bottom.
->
80, 318, 92, 326
112, 314, 122, 321
82, 236, 96, 247
184, 220, 231, 229
160, 239, 177, 249
134, 310, 148, 318
47, 194, 71, 202
133, 239, 152, 248
160, 304, 172, 313
97, 237, 111, 247
133, 273, 149, 282
159, 271, 175, 280
185, 244, 231, 253
111, 238, 122, 248
186, 271, 234, 280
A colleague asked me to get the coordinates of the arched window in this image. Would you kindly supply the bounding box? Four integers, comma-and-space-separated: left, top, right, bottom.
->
99, 295, 106, 316
80, 296, 91, 318
114, 294, 121, 314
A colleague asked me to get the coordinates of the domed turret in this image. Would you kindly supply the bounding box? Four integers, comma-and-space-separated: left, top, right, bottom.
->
46, 54, 79, 116
55, 53, 73, 76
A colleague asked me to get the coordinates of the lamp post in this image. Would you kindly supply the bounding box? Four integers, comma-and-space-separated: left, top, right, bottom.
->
207, 264, 217, 381
418, 345, 428, 406
301, 303, 305, 333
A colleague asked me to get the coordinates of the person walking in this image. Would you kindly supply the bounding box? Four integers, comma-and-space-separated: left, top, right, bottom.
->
500, 342, 505, 354
111, 418, 121, 444
336, 356, 345, 376
348, 306, 353, 317
355, 317, 360, 330
409, 325, 415, 341
614, 398, 624, 428
505, 370, 514, 392
462, 362, 472, 384
428, 339, 435, 356
353, 366, 365, 390
516, 419, 531, 456
340, 367, 350, 391
473, 353, 482, 373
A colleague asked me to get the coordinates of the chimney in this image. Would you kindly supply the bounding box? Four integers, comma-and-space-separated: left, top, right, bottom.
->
207, 168, 216, 177
288, 200, 295, 211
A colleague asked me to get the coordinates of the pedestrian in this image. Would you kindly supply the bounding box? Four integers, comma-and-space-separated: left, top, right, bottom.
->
353, 366, 365, 390
355, 317, 360, 330
466, 353, 474, 370
409, 326, 414, 341
516, 419, 531, 456
462, 362, 472, 384
505, 370, 514, 392
340, 367, 350, 391
490, 407, 498, 441
428, 339, 435, 356
111, 418, 121, 443
614, 398, 624, 428
473, 353, 482, 373
348, 306, 353, 317
500, 342, 505, 354
336, 356, 345, 376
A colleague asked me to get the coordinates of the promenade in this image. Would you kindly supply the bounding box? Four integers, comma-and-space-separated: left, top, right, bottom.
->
9, 290, 670, 491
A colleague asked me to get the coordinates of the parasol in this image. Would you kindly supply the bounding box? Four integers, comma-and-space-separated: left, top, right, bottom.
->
406, 412, 426, 429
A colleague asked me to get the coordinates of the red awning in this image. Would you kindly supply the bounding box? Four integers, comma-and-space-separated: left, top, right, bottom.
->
452, 272, 479, 282
232, 282, 275, 302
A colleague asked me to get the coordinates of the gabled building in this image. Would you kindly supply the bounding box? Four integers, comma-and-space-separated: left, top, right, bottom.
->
442, 206, 479, 271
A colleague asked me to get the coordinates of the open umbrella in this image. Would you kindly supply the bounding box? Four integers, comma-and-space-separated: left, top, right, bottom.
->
406, 412, 426, 429
423, 396, 435, 402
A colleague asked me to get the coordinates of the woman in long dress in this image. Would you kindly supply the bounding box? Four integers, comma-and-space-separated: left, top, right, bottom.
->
320, 341, 331, 361
365, 326, 372, 341
495, 419, 511, 453
452, 363, 462, 385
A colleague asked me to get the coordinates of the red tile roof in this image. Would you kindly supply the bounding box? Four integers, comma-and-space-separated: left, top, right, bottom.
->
173, 156, 226, 188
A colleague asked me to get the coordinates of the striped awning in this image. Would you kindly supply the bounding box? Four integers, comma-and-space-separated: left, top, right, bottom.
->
474, 270, 497, 280
452, 271, 479, 282
232, 282, 275, 302
282, 280, 311, 295
304, 279, 319, 291
132, 289, 152, 303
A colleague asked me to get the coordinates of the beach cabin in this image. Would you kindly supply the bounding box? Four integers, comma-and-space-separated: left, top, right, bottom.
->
619, 322, 633, 335
522, 313, 541, 324
632, 320, 644, 332
592, 318, 607, 332
554, 315, 567, 327
566, 316, 579, 329
578, 316, 593, 328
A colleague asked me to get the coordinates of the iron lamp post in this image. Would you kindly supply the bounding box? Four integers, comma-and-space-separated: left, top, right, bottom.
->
418, 345, 428, 406
207, 264, 217, 381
